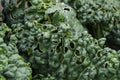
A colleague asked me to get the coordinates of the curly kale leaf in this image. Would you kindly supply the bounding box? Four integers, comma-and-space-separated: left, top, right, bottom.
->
11, 2, 85, 56
1, 0, 120, 80
11, 16, 120, 80
1, 0, 27, 26
4, 1, 120, 79
1, 0, 60, 27
60, 0, 120, 39
58, 0, 120, 50
0, 23, 32, 80
18, 28, 120, 80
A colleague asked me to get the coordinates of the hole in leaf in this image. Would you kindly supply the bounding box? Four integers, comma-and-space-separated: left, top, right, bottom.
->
43, 26, 47, 29
70, 42, 75, 49
56, 42, 62, 53
92, 6, 95, 9
27, 2, 32, 7
41, 34, 43, 37
64, 35, 67, 37
64, 8, 70, 11
57, 42, 62, 47
75, 50, 80, 56
104, 63, 108, 68
34, 44, 43, 53
53, 41, 58, 44
88, 11, 92, 14
51, 49, 54, 53
52, 29, 58, 33
76, 60, 82, 64
65, 47, 68, 53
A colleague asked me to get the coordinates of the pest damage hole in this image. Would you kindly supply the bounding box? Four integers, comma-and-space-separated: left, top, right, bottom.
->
88, 11, 92, 14
65, 47, 68, 52
41, 34, 43, 37
75, 50, 79, 56
43, 26, 47, 29
64, 8, 70, 11
104, 63, 108, 68
27, 2, 32, 7
52, 29, 58, 33
70, 42, 75, 49
51, 49, 54, 52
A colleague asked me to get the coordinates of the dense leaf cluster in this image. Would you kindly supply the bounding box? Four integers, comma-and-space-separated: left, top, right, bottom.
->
0, 0, 120, 80
0, 24, 32, 80
59, 0, 120, 50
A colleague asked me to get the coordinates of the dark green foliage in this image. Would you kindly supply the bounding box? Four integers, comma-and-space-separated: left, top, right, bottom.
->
59, 0, 120, 50
106, 23, 120, 50
60, 0, 120, 39
1, 0, 27, 26
0, 23, 32, 80
1, 0, 120, 80
10, 2, 85, 79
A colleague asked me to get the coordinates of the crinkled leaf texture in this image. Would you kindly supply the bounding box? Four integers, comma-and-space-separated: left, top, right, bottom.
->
60, 0, 120, 39
0, 23, 32, 80
9, 2, 120, 80
1, 0, 120, 80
